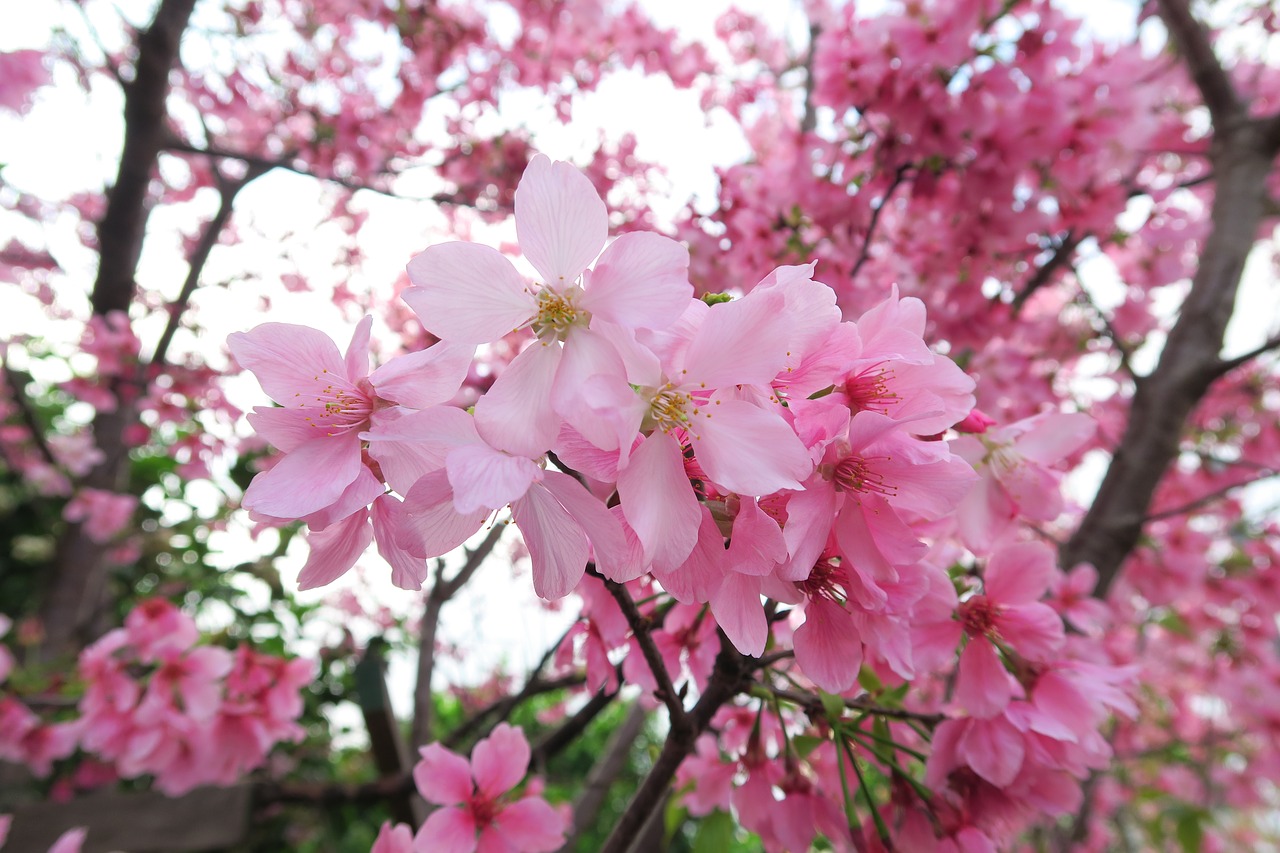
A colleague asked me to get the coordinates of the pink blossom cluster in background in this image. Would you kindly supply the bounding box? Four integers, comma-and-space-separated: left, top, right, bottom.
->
0, 600, 312, 797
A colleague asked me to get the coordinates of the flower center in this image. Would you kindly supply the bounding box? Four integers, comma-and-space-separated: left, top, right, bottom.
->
532, 287, 585, 340
845, 365, 898, 414
832, 455, 897, 497
305, 371, 373, 436
959, 596, 1000, 638
647, 387, 695, 434
798, 555, 847, 604
469, 794, 501, 829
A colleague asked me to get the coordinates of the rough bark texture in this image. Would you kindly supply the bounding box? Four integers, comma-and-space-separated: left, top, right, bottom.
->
38, 0, 199, 662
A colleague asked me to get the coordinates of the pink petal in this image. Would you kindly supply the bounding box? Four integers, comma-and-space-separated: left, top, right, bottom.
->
398, 470, 489, 559
48, 827, 88, 853
551, 326, 642, 453
228, 323, 348, 404
489, 798, 567, 852
778, 483, 837, 582
474, 342, 564, 458
710, 572, 766, 656
372, 822, 416, 853
301, 465, 385, 531
681, 288, 792, 388
414, 806, 478, 853
344, 315, 373, 382
580, 232, 691, 329
793, 598, 863, 693
404, 242, 535, 344
955, 637, 1013, 719
651, 505, 728, 604
515, 154, 607, 284
298, 509, 372, 590
372, 495, 429, 590
243, 433, 362, 519
446, 443, 542, 514
689, 397, 811, 496
984, 541, 1056, 604
512, 484, 589, 600
958, 717, 1024, 787
246, 405, 318, 453
541, 472, 641, 582
616, 432, 701, 572
1012, 412, 1095, 465
471, 723, 530, 800
725, 498, 786, 576
364, 406, 480, 495
414, 743, 474, 805
369, 343, 476, 409
998, 603, 1065, 661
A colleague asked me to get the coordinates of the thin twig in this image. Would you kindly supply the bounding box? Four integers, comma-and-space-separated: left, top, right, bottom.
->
848, 163, 912, 284
1145, 470, 1280, 522
1011, 230, 1082, 315
1155, 0, 1241, 123
586, 566, 689, 733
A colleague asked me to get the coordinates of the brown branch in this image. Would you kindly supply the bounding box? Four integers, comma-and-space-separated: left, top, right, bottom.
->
528, 685, 622, 774
39, 0, 198, 663
598, 632, 749, 853
442, 671, 586, 751
1063, 103, 1278, 595
411, 525, 505, 749
1210, 332, 1280, 378
849, 164, 911, 284
1145, 470, 1280, 522
800, 23, 822, 135
1155, 0, 1241, 124
1260, 110, 1280, 155
1, 358, 58, 469
163, 139, 471, 205
586, 566, 689, 734
147, 169, 262, 372
1011, 230, 1082, 315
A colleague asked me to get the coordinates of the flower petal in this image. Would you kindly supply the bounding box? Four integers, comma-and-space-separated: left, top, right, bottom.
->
616, 432, 701, 572
242, 433, 361, 519
372, 495, 429, 590
541, 472, 641, 582
398, 470, 489, 559
344, 315, 373, 383
581, 232, 691, 329
955, 637, 1013, 719
414, 806, 477, 853
447, 443, 542, 514
489, 798, 566, 853
474, 342, 563, 458
689, 397, 811, 496
515, 154, 607, 284
511, 483, 589, 600
984, 541, 1056, 604
369, 342, 476, 409
228, 323, 348, 404
710, 572, 767, 656
682, 288, 791, 387
793, 598, 863, 693
298, 508, 372, 590
471, 723, 531, 800
404, 242, 535, 344
414, 743, 474, 805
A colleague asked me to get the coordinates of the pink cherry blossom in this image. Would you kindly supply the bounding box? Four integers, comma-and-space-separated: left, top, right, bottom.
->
412, 723, 565, 853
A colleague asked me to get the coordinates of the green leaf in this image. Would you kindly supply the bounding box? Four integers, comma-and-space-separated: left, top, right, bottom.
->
819, 690, 845, 721
694, 810, 736, 853
1174, 809, 1206, 853
792, 734, 824, 759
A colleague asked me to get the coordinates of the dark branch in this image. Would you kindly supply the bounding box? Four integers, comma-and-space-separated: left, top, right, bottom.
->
1145, 470, 1279, 522
1, 359, 58, 469
586, 566, 689, 733
1011, 230, 1082, 315
849, 164, 911, 284
1155, 0, 1241, 124
1210, 332, 1280, 378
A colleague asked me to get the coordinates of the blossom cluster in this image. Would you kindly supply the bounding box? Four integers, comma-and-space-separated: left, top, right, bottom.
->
0, 600, 312, 797
231, 154, 1133, 850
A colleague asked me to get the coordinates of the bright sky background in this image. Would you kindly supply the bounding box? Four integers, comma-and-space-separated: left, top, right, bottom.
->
2, 0, 1277, 727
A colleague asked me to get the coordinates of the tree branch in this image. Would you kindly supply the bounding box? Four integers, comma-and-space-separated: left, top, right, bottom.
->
1145, 470, 1279, 522
1210, 332, 1280, 378
1011, 230, 1082, 315
1155, 0, 1241, 124
598, 632, 749, 853
147, 169, 263, 372
586, 566, 688, 734
1, 358, 58, 469
411, 525, 505, 749
849, 164, 912, 284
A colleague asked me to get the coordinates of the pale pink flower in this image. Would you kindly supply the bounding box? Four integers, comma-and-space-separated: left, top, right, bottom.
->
404, 153, 691, 458
229, 316, 470, 521
371, 822, 414, 853
412, 724, 565, 853
62, 488, 137, 544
